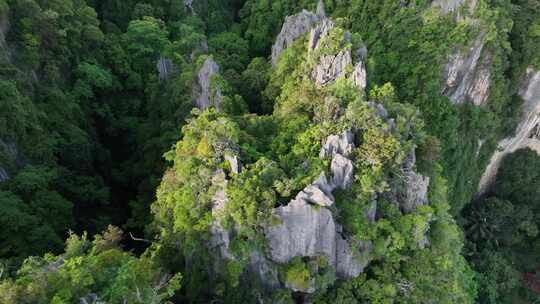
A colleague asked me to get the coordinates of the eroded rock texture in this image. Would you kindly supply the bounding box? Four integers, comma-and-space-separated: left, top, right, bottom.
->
156, 57, 176, 81
265, 129, 368, 284
478, 68, 540, 194
399, 152, 430, 213
442, 33, 491, 106
309, 19, 367, 91
271, 10, 320, 66
193, 57, 222, 110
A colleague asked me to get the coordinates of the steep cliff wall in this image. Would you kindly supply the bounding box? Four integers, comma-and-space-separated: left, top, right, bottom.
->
478, 68, 540, 194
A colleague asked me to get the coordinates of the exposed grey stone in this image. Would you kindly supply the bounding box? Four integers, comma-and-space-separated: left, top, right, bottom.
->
365, 201, 377, 223
313, 172, 334, 195
351, 61, 367, 90
319, 130, 355, 159
209, 170, 234, 260
224, 153, 241, 174
330, 153, 354, 190
79, 294, 105, 304
156, 57, 176, 81
312, 51, 352, 87
184, 0, 194, 13
336, 238, 369, 278
248, 251, 281, 290
399, 152, 430, 213
478, 68, 540, 194
271, 10, 320, 66
367, 101, 389, 119
265, 198, 367, 280
296, 184, 335, 207
442, 32, 491, 106
431, 0, 467, 14
0, 167, 8, 182
308, 18, 334, 52
193, 57, 222, 110
316, 0, 326, 18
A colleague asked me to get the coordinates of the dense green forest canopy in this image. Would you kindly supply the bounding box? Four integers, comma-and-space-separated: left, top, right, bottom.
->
0, 0, 539, 303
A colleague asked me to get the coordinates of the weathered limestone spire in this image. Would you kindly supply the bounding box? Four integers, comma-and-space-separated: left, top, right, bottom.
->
316, 0, 326, 18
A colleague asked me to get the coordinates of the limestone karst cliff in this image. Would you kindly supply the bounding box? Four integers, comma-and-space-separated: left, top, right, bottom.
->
478, 68, 540, 194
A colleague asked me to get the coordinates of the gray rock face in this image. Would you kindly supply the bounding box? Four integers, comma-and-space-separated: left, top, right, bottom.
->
478, 68, 540, 194
156, 57, 176, 81
351, 61, 367, 90
184, 0, 194, 13
0, 140, 22, 182
266, 198, 367, 281
271, 10, 320, 66
319, 130, 355, 158
194, 58, 222, 110
209, 170, 234, 260
330, 153, 354, 190
431, 0, 467, 14
309, 18, 367, 91
265, 129, 368, 284
399, 152, 430, 213
247, 251, 280, 290
0, 168, 8, 182
308, 18, 334, 52
79, 294, 105, 304
442, 33, 491, 106
296, 183, 335, 207
312, 50, 353, 86
224, 153, 241, 174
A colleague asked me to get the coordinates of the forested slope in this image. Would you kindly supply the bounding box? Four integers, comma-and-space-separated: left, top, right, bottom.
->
0, 0, 539, 303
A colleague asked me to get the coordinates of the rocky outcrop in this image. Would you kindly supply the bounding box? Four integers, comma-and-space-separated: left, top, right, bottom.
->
442, 32, 491, 106
271, 10, 320, 66
184, 0, 194, 14
156, 57, 176, 81
309, 18, 367, 91
265, 129, 369, 284
193, 57, 222, 110
266, 198, 367, 281
79, 294, 105, 304
478, 68, 540, 194
431, 0, 466, 14
224, 153, 241, 174
209, 170, 234, 260
319, 130, 354, 158
399, 152, 430, 213
0, 140, 22, 183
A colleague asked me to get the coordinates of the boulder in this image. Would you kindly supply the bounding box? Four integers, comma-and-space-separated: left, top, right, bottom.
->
193, 57, 222, 110
442, 33, 491, 106
271, 10, 320, 66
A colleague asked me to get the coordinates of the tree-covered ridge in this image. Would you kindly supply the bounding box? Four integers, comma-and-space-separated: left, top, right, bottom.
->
149, 19, 476, 302
0, 0, 539, 303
